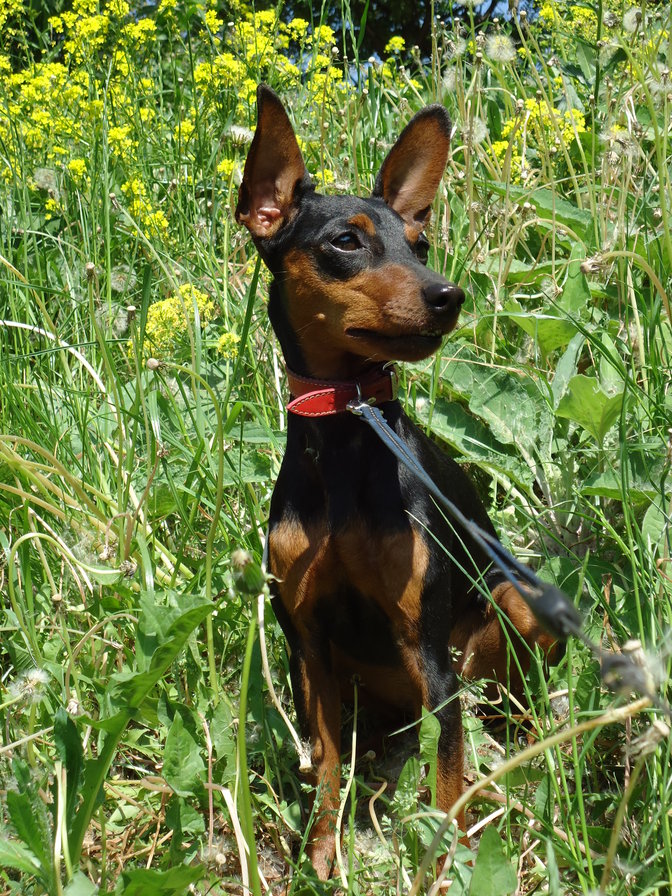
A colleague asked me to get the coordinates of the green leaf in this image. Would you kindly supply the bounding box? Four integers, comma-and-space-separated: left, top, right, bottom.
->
484, 183, 594, 243
392, 756, 422, 815
64, 871, 98, 895
5, 783, 53, 883
163, 710, 205, 798
558, 251, 591, 315
555, 375, 625, 444
419, 708, 441, 805
642, 499, 670, 555
509, 311, 578, 356
0, 837, 43, 879
70, 595, 213, 865
468, 825, 517, 896
114, 864, 204, 895
551, 333, 584, 406
54, 707, 84, 829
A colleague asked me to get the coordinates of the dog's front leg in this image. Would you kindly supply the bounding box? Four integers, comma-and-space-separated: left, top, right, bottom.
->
291, 646, 342, 880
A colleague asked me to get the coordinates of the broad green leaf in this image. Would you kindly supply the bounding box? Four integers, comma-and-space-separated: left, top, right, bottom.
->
558, 253, 591, 315
484, 182, 594, 242
64, 871, 98, 895
551, 333, 585, 406
210, 698, 237, 785
468, 825, 517, 896
163, 710, 205, 798
509, 311, 578, 356
114, 864, 204, 895
642, 499, 670, 555
70, 596, 213, 864
6, 789, 52, 877
392, 755, 422, 815
581, 469, 658, 502
54, 707, 84, 829
0, 837, 43, 877
414, 396, 534, 488
555, 375, 625, 444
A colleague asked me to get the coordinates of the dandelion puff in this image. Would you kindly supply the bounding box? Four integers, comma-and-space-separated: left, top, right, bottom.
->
33, 167, 59, 196
109, 264, 137, 293
442, 68, 457, 93
450, 37, 468, 58
227, 124, 253, 147
463, 117, 489, 145
623, 7, 641, 33
9, 668, 49, 705
486, 33, 516, 63
603, 125, 638, 162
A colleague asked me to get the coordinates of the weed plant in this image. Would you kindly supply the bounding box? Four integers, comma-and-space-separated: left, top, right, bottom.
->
0, 1, 670, 893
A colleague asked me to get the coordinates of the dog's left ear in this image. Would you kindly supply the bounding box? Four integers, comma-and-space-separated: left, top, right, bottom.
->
236, 85, 309, 240
372, 105, 451, 234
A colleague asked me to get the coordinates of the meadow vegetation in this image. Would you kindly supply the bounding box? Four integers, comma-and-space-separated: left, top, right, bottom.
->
0, 0, 671, 893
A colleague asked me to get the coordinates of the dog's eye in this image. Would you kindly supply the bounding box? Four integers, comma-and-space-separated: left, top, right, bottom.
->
330, 232, 361, 252
415, 235, 430, 264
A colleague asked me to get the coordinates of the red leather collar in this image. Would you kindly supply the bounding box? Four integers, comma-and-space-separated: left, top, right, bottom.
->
286, 365, 398, 417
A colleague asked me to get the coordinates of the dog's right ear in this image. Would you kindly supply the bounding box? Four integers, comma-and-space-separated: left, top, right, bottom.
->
235, 85, 309, 240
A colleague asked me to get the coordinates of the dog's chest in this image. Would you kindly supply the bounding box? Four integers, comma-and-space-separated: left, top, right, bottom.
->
268, 514, 429, 643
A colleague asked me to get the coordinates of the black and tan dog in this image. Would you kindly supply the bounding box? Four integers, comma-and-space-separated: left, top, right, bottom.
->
236, 85, 554, 879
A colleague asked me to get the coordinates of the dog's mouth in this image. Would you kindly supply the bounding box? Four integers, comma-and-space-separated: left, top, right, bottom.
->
345, 327, 446, 359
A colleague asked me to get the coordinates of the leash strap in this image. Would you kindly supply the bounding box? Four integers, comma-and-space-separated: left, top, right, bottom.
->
347, 398, 584, 643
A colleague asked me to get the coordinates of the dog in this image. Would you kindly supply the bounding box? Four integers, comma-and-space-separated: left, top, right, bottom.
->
235, 84, 555, 879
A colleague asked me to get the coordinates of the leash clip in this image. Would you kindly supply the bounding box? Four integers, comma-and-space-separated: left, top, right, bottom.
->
347, 381, 367, 416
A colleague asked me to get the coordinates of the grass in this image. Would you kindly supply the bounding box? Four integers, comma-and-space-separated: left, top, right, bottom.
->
0, 0, 671, 893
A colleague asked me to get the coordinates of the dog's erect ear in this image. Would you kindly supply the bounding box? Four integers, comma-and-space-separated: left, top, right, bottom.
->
372, 105, 451, 234
235, 85, 308, 239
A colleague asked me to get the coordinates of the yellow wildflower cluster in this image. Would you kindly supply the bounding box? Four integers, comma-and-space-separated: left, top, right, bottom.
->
385, 36, 406, 55
121, 179, 169, 238
144, 285, 217, 357
492, 99, 586, 182
0, 0, 23, 35
539, 1, 598, 41
216, 332, 240, 359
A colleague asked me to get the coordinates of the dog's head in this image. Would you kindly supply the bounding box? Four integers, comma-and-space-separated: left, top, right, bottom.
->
236, 85, 464, 379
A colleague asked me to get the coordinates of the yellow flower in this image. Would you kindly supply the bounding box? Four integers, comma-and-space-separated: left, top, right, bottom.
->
216, 332, 240, 359
0, 0, 23, 32
287, 17, 309, 41
108, 0, 130, 18
67, 158, 87, 183
204, 8, 218, 32
174, 118, 196, 142
217, 158, 236, 179
143, 285, 217, 356
122, 18, 156, 45
385, 36, 406, 55
315, 168, 335, 189
108, 125, 134, 160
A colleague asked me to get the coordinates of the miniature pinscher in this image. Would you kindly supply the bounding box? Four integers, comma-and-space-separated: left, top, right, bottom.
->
236, 85, 555, 879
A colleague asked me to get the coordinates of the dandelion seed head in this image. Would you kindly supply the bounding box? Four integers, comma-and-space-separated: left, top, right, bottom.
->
227, 124, 253, 147
442, 68, 457, 93
486, 33, 516, 64
623, 7, 641, 33
463, 117, 489, 146
109, 264, 137, 293
10, 668, 49, 705
33, 167, 59, 195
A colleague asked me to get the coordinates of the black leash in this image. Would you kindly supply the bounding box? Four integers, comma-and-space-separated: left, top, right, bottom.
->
346, 397, 668, 713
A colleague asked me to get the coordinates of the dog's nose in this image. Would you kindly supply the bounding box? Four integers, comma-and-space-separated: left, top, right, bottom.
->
423, 282, 465, 312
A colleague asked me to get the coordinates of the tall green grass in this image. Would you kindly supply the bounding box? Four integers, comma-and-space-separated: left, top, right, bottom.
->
0, 1, 670, 893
